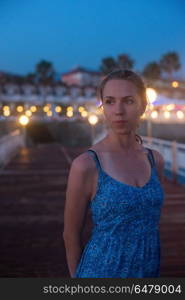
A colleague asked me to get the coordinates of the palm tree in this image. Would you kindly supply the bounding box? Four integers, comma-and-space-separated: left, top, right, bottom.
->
117, 54, 134, 69
100, 57, 117, 75
142, 62, 161, 81
159, 52, 181, 80
35, 60, 55, 84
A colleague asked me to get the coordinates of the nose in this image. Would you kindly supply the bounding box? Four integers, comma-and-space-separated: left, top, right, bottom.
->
115, 102, 126, 115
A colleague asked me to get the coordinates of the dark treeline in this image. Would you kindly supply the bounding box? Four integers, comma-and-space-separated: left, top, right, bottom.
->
0, 51, 181, 85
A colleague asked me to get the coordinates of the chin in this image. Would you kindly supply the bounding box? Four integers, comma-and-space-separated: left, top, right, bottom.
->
114, 128, 130, 135
115, 127, 128, 131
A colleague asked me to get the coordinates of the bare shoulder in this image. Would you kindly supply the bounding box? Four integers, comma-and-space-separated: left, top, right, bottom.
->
71, 139, 106, 176
71, 150, 96, 173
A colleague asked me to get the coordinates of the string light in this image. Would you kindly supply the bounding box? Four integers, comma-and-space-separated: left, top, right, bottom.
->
78, 106, 84, 112
88, 114, 98, 125
164, 111, 171, 119
146, 88, 157, 104
30, 106, 37, 112
25, 110, 32, 117
66, 110, 73, 117
172, 81, 179, 88
19, 115, 29, 126
17, 106, 24, 112
151, 111, 158, 119
55, 106, 62, 113
46, 111, 52, 117
176, 110, 184, 119
81, 110, 88, 117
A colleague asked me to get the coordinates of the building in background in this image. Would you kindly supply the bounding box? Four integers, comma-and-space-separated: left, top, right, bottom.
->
61, 66, 101, 87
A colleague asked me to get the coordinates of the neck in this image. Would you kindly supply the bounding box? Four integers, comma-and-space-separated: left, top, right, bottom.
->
105, 130, 141, 153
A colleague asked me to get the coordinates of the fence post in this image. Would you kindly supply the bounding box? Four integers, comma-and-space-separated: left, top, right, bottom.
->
147, 119, 152, 145
172, 140, 177, 184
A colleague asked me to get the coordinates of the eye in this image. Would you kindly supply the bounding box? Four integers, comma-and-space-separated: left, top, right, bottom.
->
126, 97, 134, 103
105, 99, 114, 104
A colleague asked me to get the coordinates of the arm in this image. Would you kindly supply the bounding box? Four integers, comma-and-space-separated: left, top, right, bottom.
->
152, 149, 165, 185
63, 153, 93, 277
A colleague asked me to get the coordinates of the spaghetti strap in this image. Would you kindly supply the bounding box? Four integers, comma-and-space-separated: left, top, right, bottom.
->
146, 148, 155, 168
88, 147, 155, 170
87, 149, 102, 171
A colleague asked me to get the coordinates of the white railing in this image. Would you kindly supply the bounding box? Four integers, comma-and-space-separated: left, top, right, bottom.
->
142, 136, 185, 184
0, 129, 25, 168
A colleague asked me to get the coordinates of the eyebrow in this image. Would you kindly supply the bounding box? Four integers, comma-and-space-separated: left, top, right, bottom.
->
104, 95, 134, 99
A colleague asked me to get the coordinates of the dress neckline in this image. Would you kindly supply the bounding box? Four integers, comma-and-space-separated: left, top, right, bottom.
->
88, 147, 154, 189
101, 167, 154, 189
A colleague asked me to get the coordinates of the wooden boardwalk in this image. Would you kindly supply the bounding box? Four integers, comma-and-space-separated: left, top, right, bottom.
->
0, 143, 184, 277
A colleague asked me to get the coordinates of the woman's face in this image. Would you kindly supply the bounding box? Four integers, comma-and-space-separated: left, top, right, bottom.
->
101, 79, 144, 135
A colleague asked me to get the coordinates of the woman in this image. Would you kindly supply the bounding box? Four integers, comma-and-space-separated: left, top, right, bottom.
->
63, 69, 165, 278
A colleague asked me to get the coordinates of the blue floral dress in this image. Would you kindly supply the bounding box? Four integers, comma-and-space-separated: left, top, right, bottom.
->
73, 147, 165, 278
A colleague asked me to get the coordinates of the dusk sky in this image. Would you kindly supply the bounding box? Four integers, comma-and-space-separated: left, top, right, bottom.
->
0, 0, 185, 78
